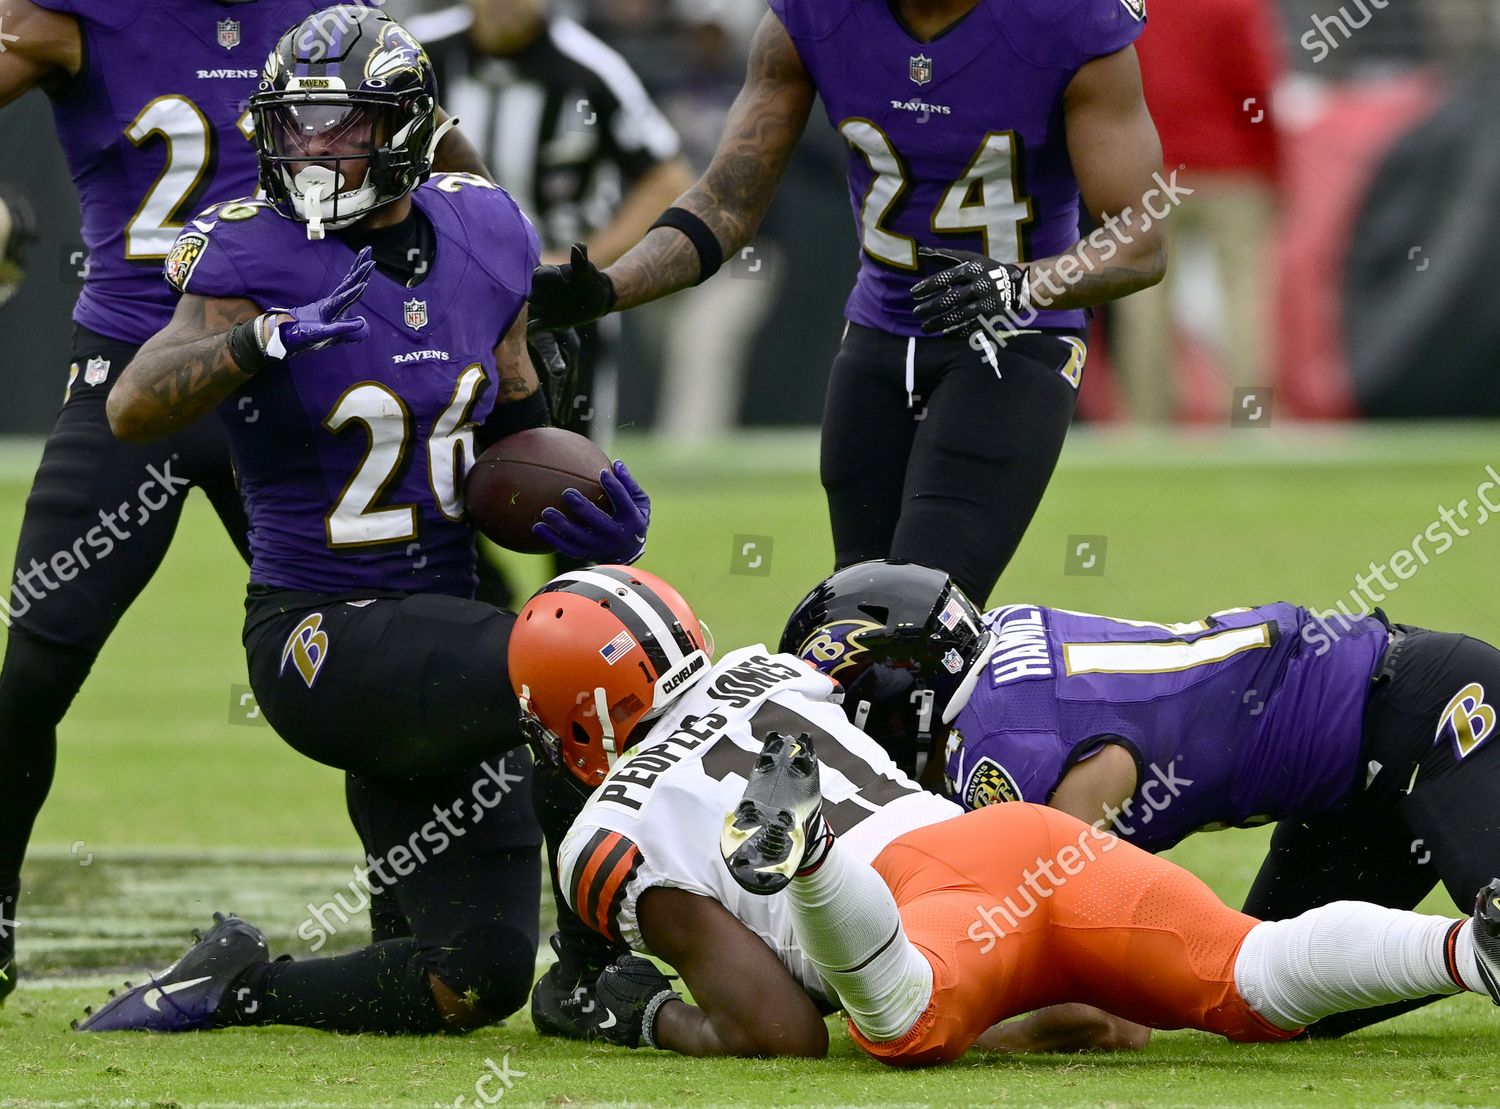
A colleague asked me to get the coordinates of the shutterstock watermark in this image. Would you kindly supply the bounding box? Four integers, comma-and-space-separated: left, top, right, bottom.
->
967, 168, 1194, 355
1302, 464, 1500, 655
443, 1055, 525, 1109
1, 459, 190, 627
297, 1, 389, 62
967, 758, 1193, 953
967, 821, 1118, 955
297, 758, 525, 950
1301, 0, 1389, 64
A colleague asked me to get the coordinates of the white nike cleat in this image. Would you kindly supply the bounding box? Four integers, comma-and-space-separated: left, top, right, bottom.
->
1470, 878, 1500, 1004
721, 730, 828, 896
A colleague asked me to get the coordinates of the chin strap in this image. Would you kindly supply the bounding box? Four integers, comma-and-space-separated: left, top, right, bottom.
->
594, 686, 620, 770
301, 178, 330, 241
426, 115, 460, 166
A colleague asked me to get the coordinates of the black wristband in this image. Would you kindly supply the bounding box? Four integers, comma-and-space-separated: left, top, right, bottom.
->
650, 207, 724, 285
226, 316, 270, 377
478, 388, 550, 452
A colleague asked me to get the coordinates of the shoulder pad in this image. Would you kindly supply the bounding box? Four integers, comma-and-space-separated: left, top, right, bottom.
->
996, 0, 1145, 70
163, 199, 278, 298
766, 0, 858, 43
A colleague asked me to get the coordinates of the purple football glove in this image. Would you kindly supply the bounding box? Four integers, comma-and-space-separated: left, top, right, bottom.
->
533, 460, 650, 564
264, 246, 374, 359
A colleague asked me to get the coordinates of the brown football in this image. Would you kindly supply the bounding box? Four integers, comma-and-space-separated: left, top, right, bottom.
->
464, 427, 611, 553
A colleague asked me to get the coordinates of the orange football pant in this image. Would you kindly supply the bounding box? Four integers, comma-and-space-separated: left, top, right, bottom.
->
852, 803, 1296, 1066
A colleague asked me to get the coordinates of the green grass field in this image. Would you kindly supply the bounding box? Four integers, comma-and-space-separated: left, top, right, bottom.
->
3, 424, 1500, 1107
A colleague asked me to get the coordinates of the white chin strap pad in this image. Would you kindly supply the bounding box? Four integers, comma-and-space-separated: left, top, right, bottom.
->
292, 166, 340, 240
426, 114, 459, 163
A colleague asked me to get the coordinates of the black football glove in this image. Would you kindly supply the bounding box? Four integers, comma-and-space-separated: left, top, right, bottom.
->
531, 950, 601, 1040
0, 184, 38, 310
526, 326, 583, 428
529, 243, 617, 331
531, 930, 635, 1040
589, 954, 680, 1049
910, 246, 1030, 338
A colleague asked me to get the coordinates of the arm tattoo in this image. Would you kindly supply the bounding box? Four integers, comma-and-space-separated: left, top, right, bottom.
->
495, 310, 540, 402
116, 295, 261, 437
608, 13, 813, 310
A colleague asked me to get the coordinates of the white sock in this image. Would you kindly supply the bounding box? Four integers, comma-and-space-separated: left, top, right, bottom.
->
786, 836, 933, 1042
1235, 901, 1467, 1031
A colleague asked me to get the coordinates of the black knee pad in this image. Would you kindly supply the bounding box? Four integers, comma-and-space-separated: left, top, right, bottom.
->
428, 923, 537, 1021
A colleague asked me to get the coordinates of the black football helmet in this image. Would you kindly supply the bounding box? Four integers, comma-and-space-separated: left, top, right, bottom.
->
250, 6, 446, 238
780, 560, 993, 778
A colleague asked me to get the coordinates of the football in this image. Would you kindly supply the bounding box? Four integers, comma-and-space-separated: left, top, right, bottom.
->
464, 427, 612, 553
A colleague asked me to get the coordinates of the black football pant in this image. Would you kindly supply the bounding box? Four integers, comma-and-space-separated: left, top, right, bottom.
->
820, 323, 1085, 606
1244, 626, 1500, 1036
238, 588, 542, 1031
0, 326, 250, 922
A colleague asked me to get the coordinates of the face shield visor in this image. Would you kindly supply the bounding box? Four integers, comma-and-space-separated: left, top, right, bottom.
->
255, 96, 393, 238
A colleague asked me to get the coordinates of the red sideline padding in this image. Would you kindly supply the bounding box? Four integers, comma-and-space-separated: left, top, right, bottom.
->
1079, 73, 1444, 423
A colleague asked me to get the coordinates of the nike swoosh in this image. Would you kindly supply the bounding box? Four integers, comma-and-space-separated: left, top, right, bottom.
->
142, 976, 212, 1011
596, 1009, 618, 1031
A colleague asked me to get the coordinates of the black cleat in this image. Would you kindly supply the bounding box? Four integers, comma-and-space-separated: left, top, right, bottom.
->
1471, 879, 1500, 1004
0, 886, 16, 1007
721, 731, 825, 896
73, 912, 268, 1032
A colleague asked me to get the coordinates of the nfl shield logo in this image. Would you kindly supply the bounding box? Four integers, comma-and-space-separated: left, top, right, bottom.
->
83, 355, 110, 386
216, 18, 240, 49
909, 53, 933, 86
403, 298, 428, 330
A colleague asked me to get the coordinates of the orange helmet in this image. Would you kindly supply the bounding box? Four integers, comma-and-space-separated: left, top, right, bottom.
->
509, 565, 712, 790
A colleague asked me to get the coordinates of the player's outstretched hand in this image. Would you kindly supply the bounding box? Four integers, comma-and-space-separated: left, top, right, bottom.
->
528, 243, 617, 331
911, 245, 1030, 338
526, 326, 583, 426
265, 246, 375, 358
590, 955, 680, 1049
533, 460, 650, 564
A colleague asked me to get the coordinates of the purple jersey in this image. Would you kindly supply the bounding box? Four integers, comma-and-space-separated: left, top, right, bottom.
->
768, 0, 1144, 337
944, 602, 1389, 851
34, 0, 320, 343
167, 174, 539, 595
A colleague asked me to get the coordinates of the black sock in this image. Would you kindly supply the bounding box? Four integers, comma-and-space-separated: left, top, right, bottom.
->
221, 939, 444, 1034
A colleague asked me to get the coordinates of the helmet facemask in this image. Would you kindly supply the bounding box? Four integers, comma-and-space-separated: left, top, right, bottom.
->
250, 10, 443, 239
783, 560, 994, 780
509, 567, 713, 794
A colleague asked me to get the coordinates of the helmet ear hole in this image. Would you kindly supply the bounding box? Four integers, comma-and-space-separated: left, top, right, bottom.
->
570, 723, 590, 746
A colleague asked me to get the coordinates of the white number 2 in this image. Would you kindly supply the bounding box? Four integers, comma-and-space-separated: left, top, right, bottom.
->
125, 96, 214, 260
839, 122, 1033, 270
124, 96, 257, 260
323, 368, 487, 548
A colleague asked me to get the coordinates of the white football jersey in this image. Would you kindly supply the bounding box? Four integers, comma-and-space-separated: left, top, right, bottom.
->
557, 645, 961, 1004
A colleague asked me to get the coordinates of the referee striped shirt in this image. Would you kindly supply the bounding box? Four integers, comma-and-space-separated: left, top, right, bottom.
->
408, 6, 681, 252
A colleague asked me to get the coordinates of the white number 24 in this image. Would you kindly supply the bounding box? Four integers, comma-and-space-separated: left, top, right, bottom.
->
838, 121, 1034, 271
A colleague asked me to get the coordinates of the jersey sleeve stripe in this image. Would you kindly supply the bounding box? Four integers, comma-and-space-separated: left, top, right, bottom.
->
571, 828, 623, 922
571, 828, 643, 943
590, 841, 642, 945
